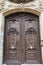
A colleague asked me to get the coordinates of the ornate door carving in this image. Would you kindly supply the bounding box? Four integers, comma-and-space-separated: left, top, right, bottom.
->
3, 13, 42, 65
3, 14, 22, 65
24, 14, 41, 64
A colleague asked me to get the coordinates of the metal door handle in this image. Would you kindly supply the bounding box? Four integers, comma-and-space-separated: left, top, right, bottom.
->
10, 46, 17, 50
26, 47, 36, 51
26, 47, 39, 51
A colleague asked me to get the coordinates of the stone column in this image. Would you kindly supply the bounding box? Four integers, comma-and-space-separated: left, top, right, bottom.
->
39, 12, 43, 63
0, 13, 4, 65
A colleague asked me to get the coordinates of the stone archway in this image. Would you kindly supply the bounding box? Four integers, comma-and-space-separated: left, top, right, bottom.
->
3, 8, 42, 64
1, 8, 42, 64
3, 8, 41, 16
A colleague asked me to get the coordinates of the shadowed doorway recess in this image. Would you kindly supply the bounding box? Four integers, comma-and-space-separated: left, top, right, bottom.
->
9, 0, 34, 3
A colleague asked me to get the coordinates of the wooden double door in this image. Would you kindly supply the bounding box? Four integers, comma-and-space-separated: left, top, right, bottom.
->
3, 12, 42, 65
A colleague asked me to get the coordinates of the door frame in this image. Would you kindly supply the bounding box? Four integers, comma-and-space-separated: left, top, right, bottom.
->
3, 8, 41, 16
1, 8, 42, 64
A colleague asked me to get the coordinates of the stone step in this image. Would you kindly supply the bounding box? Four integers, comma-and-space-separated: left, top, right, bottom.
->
2, 64, 43, 65
21, 64, 43, 65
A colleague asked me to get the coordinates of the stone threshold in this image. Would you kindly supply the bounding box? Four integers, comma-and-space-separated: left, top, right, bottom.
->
21, 64, 43, 65
3, 64, 43, 65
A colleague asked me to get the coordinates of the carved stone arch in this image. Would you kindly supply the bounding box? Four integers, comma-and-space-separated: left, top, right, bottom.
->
3, 8, 41, 16
2, 8, 42, 64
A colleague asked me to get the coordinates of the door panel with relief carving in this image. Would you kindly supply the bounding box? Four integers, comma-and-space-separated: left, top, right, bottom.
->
3, 13, 42, 65
3, 14, 22, 65
24, 14, 41, 64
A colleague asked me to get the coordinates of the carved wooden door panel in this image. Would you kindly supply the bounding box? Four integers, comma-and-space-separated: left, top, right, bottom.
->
24, 14, 41, 64
3, 13, 41, 65
3, 14, 22, 65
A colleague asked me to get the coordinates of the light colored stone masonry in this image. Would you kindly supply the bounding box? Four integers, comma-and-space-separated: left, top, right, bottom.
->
0, 0, 43, 12
0, 0, 43, 65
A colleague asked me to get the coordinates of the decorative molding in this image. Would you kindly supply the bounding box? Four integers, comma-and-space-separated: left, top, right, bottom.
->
0, 0, 43, 13
3, 8, 41, 17
39, 0, 43, 11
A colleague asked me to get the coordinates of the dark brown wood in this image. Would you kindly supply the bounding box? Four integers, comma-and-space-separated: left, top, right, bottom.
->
3, 12, 42, 65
